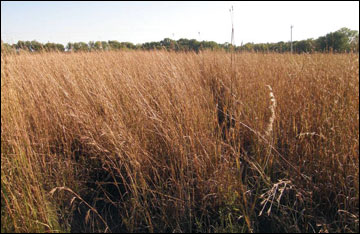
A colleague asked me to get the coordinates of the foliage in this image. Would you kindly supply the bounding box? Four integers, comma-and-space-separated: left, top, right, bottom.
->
4, 28, 358, 54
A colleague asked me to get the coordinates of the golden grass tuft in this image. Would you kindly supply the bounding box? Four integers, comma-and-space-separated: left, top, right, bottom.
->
1, 50, 359, 233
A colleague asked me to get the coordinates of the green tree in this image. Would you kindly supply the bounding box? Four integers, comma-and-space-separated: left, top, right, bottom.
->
16, 41, 26, 51
189, 39, 201, 52
294, 39, 315, 53
120, 42, 136, 50
142, 41, 161, 50
160, 38, 177, 51
88, 41, 95, 51
339, 27, 359, 52
72, 42, 89, 52
94, 41, 102, 50
243, 43, 254, 52
31, 40, 44, 52
101, 41, 109, 51
177, 38, 190, 51
108, 40, 121, 50
350, 34, 359, 52
44, 42, 56, 52
55, 43, 65, 52
316, 27, 358, 52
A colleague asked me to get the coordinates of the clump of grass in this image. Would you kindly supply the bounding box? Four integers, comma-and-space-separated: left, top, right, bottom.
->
265, 85, 276, 140
1, 50, 359, 233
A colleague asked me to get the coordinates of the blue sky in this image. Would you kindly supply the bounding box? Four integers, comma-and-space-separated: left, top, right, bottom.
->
1, 1, 359, 46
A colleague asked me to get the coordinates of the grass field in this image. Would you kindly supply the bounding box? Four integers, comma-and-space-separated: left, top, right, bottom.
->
1, 50, 359, 233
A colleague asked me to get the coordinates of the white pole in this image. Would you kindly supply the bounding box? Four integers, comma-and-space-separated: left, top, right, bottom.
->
291, 25, 293, 53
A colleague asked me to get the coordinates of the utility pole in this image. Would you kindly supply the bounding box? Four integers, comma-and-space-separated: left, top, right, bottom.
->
290, 25, 294, 53
198, 31, 203, 53
229, 5, 235, 116
230, 6, 234, 46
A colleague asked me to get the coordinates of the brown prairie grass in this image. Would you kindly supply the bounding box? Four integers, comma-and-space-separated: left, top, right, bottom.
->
1, 50, 359, 233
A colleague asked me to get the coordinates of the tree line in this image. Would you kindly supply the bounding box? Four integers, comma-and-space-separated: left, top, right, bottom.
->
1, 27, 358, 54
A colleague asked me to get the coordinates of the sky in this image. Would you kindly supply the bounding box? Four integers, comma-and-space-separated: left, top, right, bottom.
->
1, 1, 359, 46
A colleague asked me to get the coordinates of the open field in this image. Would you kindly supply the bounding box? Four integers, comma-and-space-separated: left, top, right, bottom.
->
1, 50, 359, 233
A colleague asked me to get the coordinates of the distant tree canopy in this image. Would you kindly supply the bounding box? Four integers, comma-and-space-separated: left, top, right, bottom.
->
316, 27, 359, 52
1, 27, 358, 54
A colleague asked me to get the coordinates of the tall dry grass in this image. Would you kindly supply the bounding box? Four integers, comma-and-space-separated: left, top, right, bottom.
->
1, 50, 359, 233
